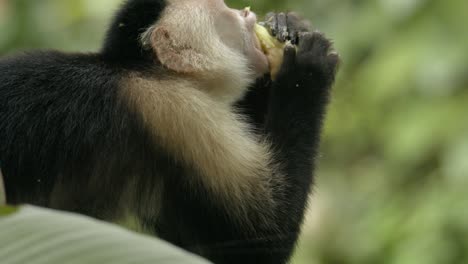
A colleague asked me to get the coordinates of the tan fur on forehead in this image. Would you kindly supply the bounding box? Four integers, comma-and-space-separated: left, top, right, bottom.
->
120, 75, 283, 224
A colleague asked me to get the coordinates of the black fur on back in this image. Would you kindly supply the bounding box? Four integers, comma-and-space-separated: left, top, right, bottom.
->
0, 0, 169, 215
0, 52, 120, 207
101, 0, 167, 64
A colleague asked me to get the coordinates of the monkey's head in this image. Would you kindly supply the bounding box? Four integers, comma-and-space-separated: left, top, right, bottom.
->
103, 0, 268, 88
147, 0, 269, 77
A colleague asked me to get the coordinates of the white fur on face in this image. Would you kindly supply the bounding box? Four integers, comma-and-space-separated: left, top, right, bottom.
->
212, 5, 269, 77
141, 0, 268, 103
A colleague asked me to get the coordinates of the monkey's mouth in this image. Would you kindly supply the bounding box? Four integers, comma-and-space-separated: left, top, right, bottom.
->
249, 33, 270, 76
251, 25, 269, 66
241, 7, 269, 74
252, 32, 262, 52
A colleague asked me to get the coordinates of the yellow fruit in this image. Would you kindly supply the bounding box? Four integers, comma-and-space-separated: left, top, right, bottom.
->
254, 24, 286, 80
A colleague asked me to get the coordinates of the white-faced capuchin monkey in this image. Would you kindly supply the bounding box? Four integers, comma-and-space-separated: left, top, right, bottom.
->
0, 0, 339, 263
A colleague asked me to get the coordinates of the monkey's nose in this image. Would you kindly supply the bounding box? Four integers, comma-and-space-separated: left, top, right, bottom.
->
242, 7, 251, 18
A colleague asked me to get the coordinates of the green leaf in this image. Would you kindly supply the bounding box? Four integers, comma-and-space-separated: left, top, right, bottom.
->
0, 206, 212, 264
0, 206, 18, 217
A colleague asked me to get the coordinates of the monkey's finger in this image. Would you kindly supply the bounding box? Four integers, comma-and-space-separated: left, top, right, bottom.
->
297, 32, 331, 53
277, 44, 297, 77
326, 52, 341, 77
286, 12, 312, 45
276, 13, 288, 42
265, 12, 278, 36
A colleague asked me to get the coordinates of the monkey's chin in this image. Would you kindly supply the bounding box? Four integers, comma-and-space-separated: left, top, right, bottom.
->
251, 34, 270, 77
252, 48, 270, 77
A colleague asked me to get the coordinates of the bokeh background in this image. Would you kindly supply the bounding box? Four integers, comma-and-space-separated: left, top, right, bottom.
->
1, 0, 467, 263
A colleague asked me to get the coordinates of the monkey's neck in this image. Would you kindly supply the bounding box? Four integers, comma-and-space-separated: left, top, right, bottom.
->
129, 63, 254, 105
196, 65, 255, 105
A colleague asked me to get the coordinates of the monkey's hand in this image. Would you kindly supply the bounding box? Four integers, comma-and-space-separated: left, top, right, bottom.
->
264, 12, 312, 44
237, 13, 311, 126
278, 31, 339, 91
268, 31, 339, 124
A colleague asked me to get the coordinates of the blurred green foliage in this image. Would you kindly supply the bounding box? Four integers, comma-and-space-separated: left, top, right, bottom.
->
1, 0, 467, 263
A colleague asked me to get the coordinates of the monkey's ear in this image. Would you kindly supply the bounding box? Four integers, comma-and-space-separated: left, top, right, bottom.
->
151, 27, 206, 73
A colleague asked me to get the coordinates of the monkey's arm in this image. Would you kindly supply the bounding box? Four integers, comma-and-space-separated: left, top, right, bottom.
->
266, 32, 339, 261
220, 31, 339, 264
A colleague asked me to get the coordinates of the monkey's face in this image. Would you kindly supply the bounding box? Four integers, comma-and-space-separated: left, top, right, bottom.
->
212, 3, 270, 77
147, 0, 269, 79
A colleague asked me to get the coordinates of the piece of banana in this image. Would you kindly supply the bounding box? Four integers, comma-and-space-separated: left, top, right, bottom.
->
254, 23, 286, 80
